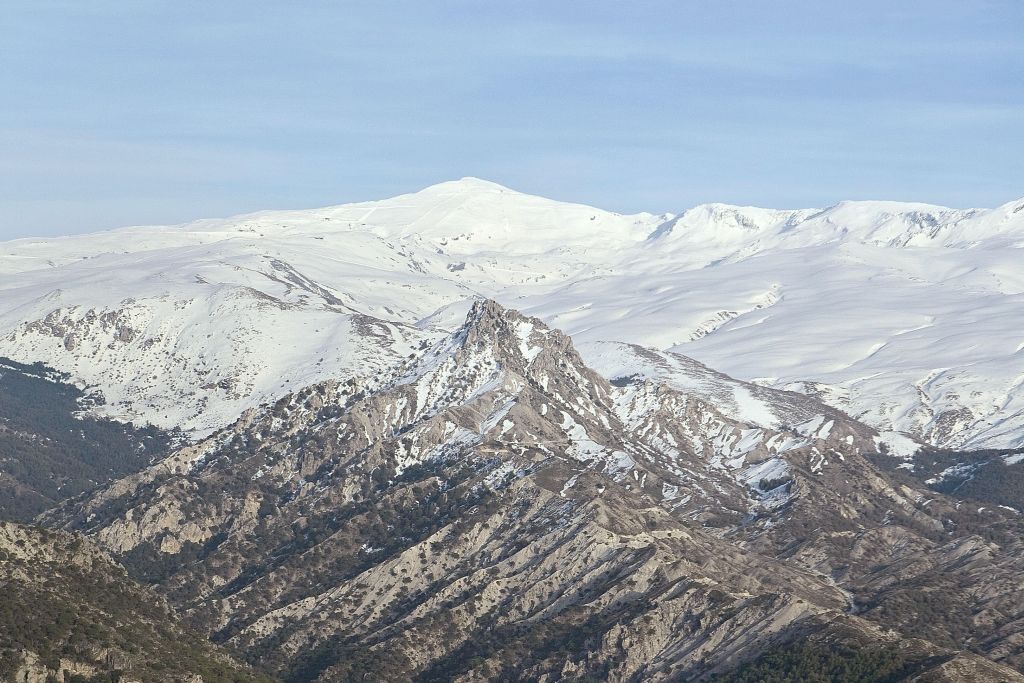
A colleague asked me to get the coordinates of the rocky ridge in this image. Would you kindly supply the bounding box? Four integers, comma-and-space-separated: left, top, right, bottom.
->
44, 301, 1024, 682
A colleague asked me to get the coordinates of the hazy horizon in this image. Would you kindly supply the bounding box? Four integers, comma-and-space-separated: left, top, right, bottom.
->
2, 1, 1022, 239
6, 175, 1024, 245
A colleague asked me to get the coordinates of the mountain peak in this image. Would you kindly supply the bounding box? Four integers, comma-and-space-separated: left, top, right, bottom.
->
648, 203, 807, 242
351, 179, 663, 252
417, 177, 516, 195
460, 298, 553, 361
465, 297, 520, 324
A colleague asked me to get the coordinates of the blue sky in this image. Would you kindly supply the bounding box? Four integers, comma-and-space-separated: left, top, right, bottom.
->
1, 1, 1022, 238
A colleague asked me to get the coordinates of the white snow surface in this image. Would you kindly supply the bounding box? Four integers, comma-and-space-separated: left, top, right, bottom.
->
2, 177, 1023, 448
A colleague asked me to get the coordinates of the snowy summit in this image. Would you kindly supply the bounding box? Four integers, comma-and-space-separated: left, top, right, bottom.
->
1, 179, 1023, 451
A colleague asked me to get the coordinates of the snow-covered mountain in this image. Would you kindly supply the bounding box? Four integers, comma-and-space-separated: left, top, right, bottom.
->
1, 177, 1023, 449
42, 299, 1024, 681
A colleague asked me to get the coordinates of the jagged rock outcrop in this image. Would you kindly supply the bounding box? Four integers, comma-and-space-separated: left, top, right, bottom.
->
39, 300, 1024, 682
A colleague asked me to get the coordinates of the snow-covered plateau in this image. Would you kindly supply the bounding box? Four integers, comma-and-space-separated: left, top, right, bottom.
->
2, 177, 1023, 449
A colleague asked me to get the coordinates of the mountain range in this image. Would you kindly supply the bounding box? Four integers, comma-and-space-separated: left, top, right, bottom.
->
2, 180, 1024, 682
3, 178, 1022, 451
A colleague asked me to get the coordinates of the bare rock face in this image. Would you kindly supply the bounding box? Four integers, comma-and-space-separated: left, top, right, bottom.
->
44, 300, 1024, 682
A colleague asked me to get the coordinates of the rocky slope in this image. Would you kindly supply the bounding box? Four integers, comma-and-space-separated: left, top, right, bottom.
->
45, 301, 1024, 682
0, 521, 271, 683
0, 356, 172, 521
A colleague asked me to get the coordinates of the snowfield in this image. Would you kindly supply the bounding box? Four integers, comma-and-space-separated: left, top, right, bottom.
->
1, 177, 1022, 449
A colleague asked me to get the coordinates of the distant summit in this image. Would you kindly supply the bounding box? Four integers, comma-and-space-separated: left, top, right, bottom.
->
1, 181, 1023, 449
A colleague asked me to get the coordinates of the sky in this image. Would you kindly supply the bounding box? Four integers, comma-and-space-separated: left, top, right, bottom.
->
1, 1, 1022, 239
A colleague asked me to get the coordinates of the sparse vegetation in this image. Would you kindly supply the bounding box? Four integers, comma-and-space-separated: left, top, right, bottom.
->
0, 357, 174, 521
710, 639, 915, 683
0, 523, 273, 683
